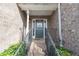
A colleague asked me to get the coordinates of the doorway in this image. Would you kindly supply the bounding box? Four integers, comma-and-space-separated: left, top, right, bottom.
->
32, 19, 47, 39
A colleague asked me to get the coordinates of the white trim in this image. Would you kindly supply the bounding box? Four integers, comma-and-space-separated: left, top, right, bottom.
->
43, 20, 45, 39
26, 9, 29, 34
32, 19, 36, 39
32, 19, 33, 38
26, 9, 29, 43
33, 19, 36, 38
58, 3, 63, 47
43, 19, 47, 39
32, 18, 47, 39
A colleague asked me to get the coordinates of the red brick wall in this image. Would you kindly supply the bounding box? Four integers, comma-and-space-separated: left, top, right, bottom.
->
48, 9, 60, 47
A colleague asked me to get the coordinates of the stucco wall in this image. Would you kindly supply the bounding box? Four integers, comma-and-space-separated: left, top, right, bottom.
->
48, 9, 59, 46
61, 3, 79, 55
0, 3, 23, 52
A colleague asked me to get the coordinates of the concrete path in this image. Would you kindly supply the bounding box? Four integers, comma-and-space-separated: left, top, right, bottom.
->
27, 39, 47, 56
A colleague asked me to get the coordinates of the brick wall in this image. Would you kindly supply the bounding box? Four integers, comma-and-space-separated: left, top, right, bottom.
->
61, 3, 79, 55
48, 9, 60, 47
0, 3, 23, 52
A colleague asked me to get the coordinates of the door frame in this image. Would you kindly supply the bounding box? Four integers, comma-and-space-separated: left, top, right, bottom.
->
32, 18, 47, 39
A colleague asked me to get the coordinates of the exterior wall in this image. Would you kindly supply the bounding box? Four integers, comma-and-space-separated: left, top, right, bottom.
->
61, 3, 79, 55
17, 5, 27, 40
0, 4, 23, 52
48, 9, 60, 46
17, 6, 27, 27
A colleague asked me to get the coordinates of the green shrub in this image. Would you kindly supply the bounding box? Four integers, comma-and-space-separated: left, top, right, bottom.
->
57, 47, 72, 56
0, 42, 26, 56
0, 43, 20, 56
16, 43, 26, 56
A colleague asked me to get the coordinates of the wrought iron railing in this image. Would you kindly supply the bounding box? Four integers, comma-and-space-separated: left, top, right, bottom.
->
14, 28, 32, 56
14, 27, 60, 56
45, 28, 60, 56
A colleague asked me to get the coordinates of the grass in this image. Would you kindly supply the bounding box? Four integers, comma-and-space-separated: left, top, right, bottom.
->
57, 47, 72, 56
0, 42, 26, 56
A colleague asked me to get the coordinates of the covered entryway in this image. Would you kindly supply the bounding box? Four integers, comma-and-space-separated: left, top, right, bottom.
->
17, 3, 59, 56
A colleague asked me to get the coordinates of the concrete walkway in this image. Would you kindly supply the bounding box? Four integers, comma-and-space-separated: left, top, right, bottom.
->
27, 39, 47, 56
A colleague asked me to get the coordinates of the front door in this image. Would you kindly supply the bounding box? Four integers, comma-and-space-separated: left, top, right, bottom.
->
32, 19, 47, 39
36, 20, 44, 38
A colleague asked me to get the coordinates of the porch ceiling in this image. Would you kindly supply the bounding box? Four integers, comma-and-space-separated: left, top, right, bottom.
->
18, 3, 58, 16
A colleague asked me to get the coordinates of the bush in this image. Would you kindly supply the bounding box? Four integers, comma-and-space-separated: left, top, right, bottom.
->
0, 42, 27, 56
57, 47, 72, 56
0, 43, 20, 56
16, 42, 26, 56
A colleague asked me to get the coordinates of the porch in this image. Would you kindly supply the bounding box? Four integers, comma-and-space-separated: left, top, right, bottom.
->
16, 3, 60, 56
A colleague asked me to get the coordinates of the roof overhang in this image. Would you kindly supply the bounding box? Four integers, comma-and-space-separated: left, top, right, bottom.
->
18, 3, 58, 16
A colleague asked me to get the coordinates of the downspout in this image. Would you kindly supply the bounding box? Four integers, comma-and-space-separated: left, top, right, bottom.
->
58, 3, 63, 47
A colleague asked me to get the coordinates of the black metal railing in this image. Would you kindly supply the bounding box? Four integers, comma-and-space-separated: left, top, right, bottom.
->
14, 28, 32, 56
14, 27, 60, 56
45, 28, 60, 56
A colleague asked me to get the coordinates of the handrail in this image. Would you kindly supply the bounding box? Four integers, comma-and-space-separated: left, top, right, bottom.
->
14, 28, 60, 56
45, 28, 60, 56
14, 28, 32, 56
47, 30, 60, 56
